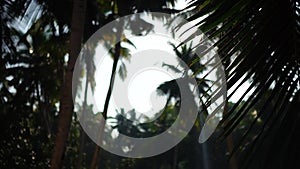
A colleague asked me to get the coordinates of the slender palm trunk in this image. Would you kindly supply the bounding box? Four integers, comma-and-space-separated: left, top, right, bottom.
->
224, 102, 238, 169
76, 63, 90, 169
172, 146, 178, 169
89, 24, 123, 169
50, 0, 86, 168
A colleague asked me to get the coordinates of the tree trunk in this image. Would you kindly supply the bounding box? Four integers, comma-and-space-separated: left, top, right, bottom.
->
224, 102, 238, 169
76, 62, 89, 169
172, 146, 178, 169
89, 24, 123, 169
50, 0, 86, 168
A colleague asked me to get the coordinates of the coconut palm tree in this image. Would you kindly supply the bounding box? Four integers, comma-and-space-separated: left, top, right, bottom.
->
49, 0, 87, 168
3, 0, 299, 168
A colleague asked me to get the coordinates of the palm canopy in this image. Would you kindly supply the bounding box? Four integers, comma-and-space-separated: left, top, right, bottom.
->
182, 0, 300, 168
1, 0, 300, 168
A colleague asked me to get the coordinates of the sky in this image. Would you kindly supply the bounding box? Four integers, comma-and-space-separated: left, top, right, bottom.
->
85, 0, 254, 121
93, 33, 183, 120
12, 0, 252, 120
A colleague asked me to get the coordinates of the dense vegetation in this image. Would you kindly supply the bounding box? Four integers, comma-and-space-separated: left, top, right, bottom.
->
1, 0, 299, 169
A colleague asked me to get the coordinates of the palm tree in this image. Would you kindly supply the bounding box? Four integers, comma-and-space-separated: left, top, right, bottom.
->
181, 0, 300, 168
50, 0, 87, 168
157, 43, 213, 169
3, 0, 299, 168
87, 1, 179, 168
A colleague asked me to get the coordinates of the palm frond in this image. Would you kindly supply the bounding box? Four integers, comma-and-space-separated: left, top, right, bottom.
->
183, 0, 300, 168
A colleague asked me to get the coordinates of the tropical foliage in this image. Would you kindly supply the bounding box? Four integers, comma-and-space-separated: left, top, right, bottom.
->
183, 0, 300, 168
1, 0, 299, 169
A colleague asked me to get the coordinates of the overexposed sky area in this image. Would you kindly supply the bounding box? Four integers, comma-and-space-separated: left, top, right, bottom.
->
84, 0, 252, 120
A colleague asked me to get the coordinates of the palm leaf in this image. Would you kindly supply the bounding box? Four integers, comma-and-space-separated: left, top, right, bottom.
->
182, 0, 300, 168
